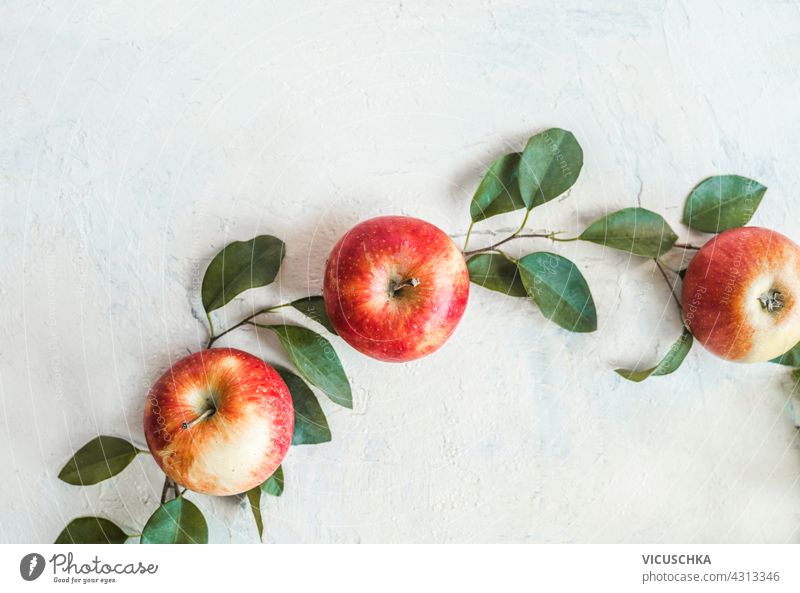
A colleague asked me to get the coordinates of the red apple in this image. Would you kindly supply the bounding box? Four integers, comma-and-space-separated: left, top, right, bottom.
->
323, 215, 469, 362
143, 348, 293, 496
682, 226, 800, 362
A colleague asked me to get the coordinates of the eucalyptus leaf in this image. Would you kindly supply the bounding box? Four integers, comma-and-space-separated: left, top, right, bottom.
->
518, 252, 597, 332
682, 175, 766, 233
291, 296, 337, 335
616, 328, 693, 382
140, 497, 208, 544
470, 152, 526, 222
258, 324, 352, 409
246, 487, 263, 542
771, 342, 800, 366
580, 207, 678, 257
518, 128, 583, 209
55, 517, 129, 544
202, 235, 285, 314
466, 253, 527, 297
58, 436, 140, 486
261, 465, 284, 497
276, 366, 332, 445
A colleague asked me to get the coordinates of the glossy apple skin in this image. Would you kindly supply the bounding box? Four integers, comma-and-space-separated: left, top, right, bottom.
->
682, 226, 800, 362
143, 348, 293, 496
323, 216, 469, 362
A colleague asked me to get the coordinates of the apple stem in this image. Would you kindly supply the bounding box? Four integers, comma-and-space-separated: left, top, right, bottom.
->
759, 290, 784, 313
391, 278, 420, 295
181, 408, 215, 430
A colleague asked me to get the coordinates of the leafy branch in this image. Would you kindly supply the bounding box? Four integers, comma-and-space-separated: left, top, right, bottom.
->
55, 233, 347, 543
463, 133, 773, 383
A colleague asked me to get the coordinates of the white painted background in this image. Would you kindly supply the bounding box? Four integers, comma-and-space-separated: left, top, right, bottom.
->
2, 0, 800, 544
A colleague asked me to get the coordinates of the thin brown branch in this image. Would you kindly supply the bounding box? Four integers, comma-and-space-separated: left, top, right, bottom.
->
205, 303, 290, 348
655, 259, 682, 311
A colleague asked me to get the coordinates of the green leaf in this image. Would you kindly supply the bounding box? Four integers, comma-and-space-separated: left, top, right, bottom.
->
682, 175, 766, 233
261, 465, 284, 497
55, 517, 129, 544
470, 152, 526, 222
58, 436, 140, 486
140, 497, 208, 544
580, 207, 678, 258
518, 252, 597, 332
246, 487, 263, 542
466, 252, 527, 297
276, 366, 332, 445
518, 128, 583, 209
201, 235, 285, 314
771, 342, 800, 366
616, 328, 694, 382
291, 296, 337, 335
259, 324, 352, 409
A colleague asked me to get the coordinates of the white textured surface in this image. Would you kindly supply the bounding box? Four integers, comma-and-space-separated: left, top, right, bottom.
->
2, 0, 800, 543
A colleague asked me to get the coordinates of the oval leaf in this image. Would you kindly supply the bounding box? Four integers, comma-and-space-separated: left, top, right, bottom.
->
518, 252, 597, 332
259, 324, 352, 409
470, 152, 526, 222
580, 207, 678, 258
616, 328, 693, 382
202, 235, 286, 314
276, 366, 332, 445
58, 436, 139, 486
771, 341, 800, 366
518, 128, 583, 209
55, 517, 128, 544
467, 253, 527, 297
261, 465, 284, 497
246, 487, 263, 542
140, 497, 208, 544
682, 175, 766, 233
291, 296, 337, 335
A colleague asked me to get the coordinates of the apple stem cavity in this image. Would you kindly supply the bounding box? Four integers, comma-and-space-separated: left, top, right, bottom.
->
390, 277, 420, 296
181, 408, 215, 430
758, 289, 785, 313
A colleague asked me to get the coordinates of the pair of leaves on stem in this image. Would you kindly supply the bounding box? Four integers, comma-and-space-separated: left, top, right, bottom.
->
465, 206, 680, 331
57, 495, 208, 544
467, 128, 595, 332
467, 252, 596, 332
55, 496, 208, 544
581, 175, 765, 254
470, 128, 583, 222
